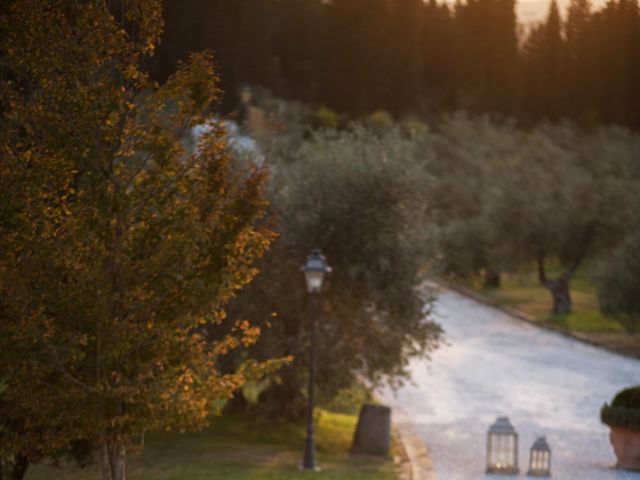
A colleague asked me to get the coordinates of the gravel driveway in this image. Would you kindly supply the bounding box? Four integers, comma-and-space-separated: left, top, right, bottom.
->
384, 288, 640, 479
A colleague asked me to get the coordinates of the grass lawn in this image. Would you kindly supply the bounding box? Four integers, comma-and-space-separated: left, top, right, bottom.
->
25, 409, 399, 480
466, 267, 625, 334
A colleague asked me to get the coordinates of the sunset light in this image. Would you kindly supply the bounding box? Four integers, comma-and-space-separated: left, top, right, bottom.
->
1, 1, 638, 479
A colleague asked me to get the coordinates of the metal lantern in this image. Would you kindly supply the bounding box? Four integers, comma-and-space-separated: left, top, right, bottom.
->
486, 416, 519, 475
301, 248, 331, 293
527, 437, 551, 477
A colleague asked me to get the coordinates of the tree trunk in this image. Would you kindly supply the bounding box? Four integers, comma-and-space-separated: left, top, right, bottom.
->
538, 252, 575, 315
10, 455, 29, 480
0, 455, 30, 480
544, 277, 572, 315
101, 442, 126, 480
483, 269, 501, 288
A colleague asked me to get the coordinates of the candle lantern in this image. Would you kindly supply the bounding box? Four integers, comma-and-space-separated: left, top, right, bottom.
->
527, 436, 551, 477
486, 416, 519, 475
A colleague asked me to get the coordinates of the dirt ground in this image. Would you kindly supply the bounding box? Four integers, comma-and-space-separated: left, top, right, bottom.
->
573, 332, 640, 360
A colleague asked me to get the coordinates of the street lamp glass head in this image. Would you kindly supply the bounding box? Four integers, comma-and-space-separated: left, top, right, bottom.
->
302, 248, 331, 293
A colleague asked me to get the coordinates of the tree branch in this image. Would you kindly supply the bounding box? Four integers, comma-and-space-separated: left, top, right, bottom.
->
45, 343, 90, 392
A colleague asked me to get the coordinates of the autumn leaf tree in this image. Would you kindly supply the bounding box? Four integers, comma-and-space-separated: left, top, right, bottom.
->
0, 1, 278, 479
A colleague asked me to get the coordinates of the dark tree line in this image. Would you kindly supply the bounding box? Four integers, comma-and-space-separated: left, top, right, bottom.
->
151, 0, 640, 129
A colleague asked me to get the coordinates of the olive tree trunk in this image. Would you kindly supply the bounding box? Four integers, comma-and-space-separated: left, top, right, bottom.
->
538, 253, 582, 315
483, 269, 501, 289
544, 277, 572, 315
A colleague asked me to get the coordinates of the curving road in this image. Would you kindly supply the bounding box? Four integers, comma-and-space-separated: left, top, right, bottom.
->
384, 289, 640, 479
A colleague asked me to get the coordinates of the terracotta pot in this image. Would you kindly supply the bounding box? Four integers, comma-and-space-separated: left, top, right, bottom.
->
610, 426, 640, 471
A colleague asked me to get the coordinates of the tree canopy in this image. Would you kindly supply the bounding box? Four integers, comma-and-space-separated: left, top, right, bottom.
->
0, 1, 279, 479
151, 0, 640, 129
227, 126, 442, 419
596, 234, 640, 333
419, 115, 640, 315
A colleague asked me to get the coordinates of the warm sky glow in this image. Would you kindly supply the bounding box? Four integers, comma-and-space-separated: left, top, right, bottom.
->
442, 0, 608, 24
519, 0, 590, 23
520, 0, 608, 23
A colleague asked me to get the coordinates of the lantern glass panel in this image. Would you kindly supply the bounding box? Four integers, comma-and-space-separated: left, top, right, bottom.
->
486, 417, 518, 475
528, 437, 551, 477
497, 434, 514, 468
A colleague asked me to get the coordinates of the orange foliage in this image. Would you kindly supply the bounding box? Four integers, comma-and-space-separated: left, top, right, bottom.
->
0, 1, 283, 477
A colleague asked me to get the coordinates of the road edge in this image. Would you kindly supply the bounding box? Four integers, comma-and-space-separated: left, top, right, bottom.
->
443, 281, 639, 360
393, 407, 437, 480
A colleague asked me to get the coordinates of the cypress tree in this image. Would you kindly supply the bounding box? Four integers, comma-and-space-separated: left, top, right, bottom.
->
565, 0, 595, 121
521, 0, 564, 121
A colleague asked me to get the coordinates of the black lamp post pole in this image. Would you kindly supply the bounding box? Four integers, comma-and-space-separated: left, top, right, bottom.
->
301, 248, 330, 471
302, 294, 318, 470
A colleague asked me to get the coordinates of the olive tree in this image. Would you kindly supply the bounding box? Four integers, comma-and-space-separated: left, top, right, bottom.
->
485, 124, 639, 314
419, 114, 521, 287
228, 126, 441, 418
596, 234, 640, 333
420, 116, 639, 316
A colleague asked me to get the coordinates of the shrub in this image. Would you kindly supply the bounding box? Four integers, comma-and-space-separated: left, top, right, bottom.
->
601, 385, 640, 431
366, 110, 394, 132
596, 234, 640, 333
315, 106, 339, 129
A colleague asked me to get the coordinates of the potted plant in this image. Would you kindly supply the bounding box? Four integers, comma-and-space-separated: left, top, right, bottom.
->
601, 385, 640, 471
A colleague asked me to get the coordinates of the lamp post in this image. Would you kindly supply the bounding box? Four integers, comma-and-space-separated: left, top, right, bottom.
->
301, 248, 331, 471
